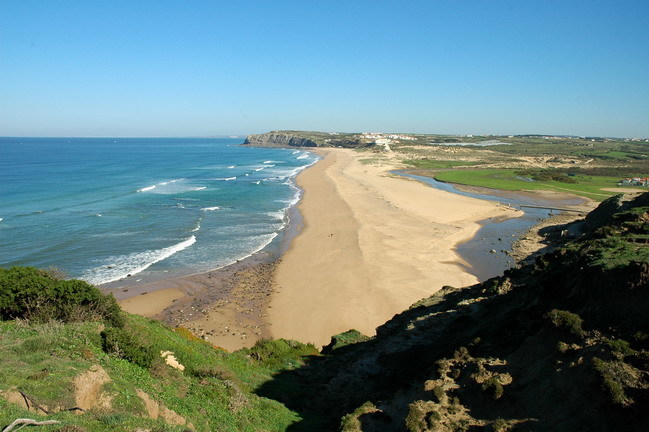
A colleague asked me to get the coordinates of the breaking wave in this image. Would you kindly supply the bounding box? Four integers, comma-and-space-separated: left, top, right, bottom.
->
82, 236, 197, 285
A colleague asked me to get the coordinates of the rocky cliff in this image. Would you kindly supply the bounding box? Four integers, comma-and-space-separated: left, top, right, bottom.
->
243, 131, 373, 149
243, 132, 318, 148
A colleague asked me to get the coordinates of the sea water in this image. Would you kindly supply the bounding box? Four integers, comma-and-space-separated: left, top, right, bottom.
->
0, 137, 318, 285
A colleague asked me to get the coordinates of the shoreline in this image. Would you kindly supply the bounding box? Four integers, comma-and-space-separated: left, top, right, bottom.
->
108, 156, 314, 352
112, 247, 278, 351
115, 148, 592, 351
267, 148, 522, 347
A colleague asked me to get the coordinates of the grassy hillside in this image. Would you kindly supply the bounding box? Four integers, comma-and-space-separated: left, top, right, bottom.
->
256, 193, 649, 431
0, 268, 317, 431
1, 193, 648, 431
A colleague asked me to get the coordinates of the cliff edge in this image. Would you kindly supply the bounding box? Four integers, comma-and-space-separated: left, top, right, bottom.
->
243, 131, 372, 149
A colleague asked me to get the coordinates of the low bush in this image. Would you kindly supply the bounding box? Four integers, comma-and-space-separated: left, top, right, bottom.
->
189, 364, 236, 381
482, 377, 504, 400
592, 357, 631, 406
101, 325, 157, 369
245, 339, 318, 370
0, 266, 123, 326
546, 309, 584, 337
322, 329, 370, 353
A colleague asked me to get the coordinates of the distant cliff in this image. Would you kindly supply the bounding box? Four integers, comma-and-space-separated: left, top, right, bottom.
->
243, 132, 318, 148
243, 131, 372, 149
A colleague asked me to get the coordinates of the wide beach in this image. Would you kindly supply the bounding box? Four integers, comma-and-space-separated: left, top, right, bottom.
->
268, 148, 520, 346
116, 147, 522, 350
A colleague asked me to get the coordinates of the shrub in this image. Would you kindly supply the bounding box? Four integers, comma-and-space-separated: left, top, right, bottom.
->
546, 309, 584, 337
592, 357, 631, 406
189, 364, 236, 381
245, 339, 318, 370
491, 418, 510, 432
431, 385, 445, 403
605, 338, 636, 357
322, 329, 370, 353
340, 402, 379, 432
404, 400, 441, 432
101, 326, 156, 369
0, 266, 123, 326
482, 377, 504, 400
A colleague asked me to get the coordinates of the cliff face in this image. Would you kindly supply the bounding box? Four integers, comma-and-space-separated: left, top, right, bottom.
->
243, 132, 373, 149
243, 132, 318, 148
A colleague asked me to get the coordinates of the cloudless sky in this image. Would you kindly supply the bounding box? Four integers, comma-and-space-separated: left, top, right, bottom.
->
1, 0, 648, 137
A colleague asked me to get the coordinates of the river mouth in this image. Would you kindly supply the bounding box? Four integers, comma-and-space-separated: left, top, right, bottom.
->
394, 170, 588, 281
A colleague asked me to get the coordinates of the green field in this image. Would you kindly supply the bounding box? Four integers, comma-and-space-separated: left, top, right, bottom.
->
432, 169, 630, 201
403, 159, 484, 169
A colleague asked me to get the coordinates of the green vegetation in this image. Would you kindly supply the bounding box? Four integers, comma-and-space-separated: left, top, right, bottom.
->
340, 401, 379, 432
0, 267, 123, 326
546, 309, 585, 337
515, 168, 577, 183
481, 377, 504, 400
391, 133, 648, 200
592, 357, 633, 406
322, 329, 370, 353
432, 169, 624, 200
0, 267, 318, 431
1, 193, 648, 431
255, 131, 648, 201
562, 205, 649, 269
403, 159, 483, 169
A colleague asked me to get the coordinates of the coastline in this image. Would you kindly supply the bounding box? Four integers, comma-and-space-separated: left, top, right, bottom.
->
115, 147, 594, 351
109, 155, 314, 352
115, 148, 524, 350
111, 248, 278, 351
267, 148, 521, 347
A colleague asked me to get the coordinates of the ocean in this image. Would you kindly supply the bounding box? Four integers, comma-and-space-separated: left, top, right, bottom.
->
0, 137, 319, 285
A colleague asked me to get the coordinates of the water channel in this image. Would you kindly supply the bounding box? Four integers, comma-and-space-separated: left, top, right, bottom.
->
395, 171, 586, 281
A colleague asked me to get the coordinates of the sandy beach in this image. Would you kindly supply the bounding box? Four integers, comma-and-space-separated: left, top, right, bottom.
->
267, 148, 521, 346
113, 147, 532, 350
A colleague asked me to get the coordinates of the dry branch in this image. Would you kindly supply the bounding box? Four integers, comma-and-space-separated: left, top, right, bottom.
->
2, 418, 61, 432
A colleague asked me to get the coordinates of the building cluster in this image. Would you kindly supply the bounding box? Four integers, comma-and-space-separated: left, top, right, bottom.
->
360, 132, 416, 142
619, 177, 649, 187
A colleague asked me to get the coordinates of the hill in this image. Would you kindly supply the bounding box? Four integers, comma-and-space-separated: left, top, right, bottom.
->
1, 193, 648, 431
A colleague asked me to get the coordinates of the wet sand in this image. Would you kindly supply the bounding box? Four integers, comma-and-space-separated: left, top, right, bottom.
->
109, 252, 277, 352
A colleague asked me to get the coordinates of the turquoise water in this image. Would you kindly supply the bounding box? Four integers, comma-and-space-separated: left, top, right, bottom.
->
0, 137, 318, 285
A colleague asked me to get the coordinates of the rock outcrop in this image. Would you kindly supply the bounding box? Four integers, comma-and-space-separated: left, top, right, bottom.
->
243, 132, 318, 148
243, 131, 373, 149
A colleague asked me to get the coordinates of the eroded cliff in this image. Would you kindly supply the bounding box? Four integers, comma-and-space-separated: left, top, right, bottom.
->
243, 131, 372, 149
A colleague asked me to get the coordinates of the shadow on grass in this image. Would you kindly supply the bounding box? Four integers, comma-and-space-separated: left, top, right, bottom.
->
253, 288, 493, 431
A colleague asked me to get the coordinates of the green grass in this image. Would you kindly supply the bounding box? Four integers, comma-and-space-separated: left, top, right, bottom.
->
403, 159, 483, 169
359, 157, 383, 165
602, 151, 635, 160
432, 169, 625, 201
0, 314, 317, 431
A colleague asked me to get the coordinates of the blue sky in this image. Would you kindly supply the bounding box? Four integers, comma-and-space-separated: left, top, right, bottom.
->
1, 1, 648, 137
